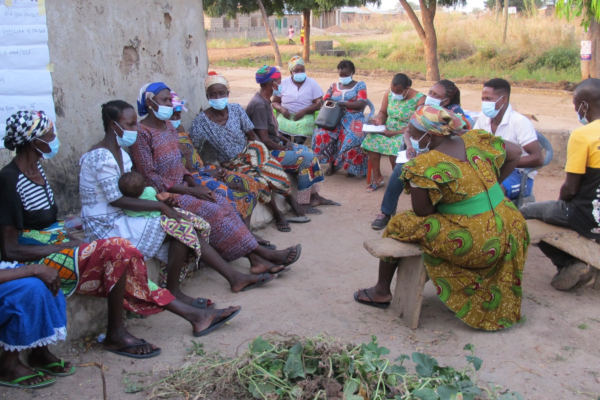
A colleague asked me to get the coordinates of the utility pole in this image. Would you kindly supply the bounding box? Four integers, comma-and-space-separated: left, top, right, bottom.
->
502, 0, 509, 43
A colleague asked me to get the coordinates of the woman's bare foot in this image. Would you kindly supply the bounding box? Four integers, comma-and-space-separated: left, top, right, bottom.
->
103, 329, 158, 356
355, 287, 393, 304
28, 347, 73, 374
247, 253, 285, 275
309, 193, 340, 207
188, 306, 241, 334
168, 288, 197, 306
0, 350, 53, 386
274, 213, 290, 232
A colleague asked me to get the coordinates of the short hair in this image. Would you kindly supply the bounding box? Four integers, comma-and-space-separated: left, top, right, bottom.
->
118, 171, 147, 198
437, 79, 461, 107
101, 100, 134, 132
337, 59, 355, 74
574, 78, 600, 103
483, 78, 511, 97
391, 73, 412, 89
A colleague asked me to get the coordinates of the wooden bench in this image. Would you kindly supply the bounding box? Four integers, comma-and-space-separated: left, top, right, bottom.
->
363, 220, 600, 330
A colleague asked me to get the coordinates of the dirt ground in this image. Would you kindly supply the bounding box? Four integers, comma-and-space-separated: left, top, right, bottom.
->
5, 70, 598, 400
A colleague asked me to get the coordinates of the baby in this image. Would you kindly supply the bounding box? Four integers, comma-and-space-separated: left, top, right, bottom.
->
118, 171, 175, 218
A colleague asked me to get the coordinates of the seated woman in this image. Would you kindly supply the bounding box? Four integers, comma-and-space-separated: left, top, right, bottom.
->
171, 92, 266, 236
246, 66, 341, 227
0, 110, 241, 358
132, 83, 301, 273
362, 73, 424, 192
313, 60, 369, 177
0, 262, 70, 389
80, 100, 277, 298
189, 73, 311, 233
272, 56, 324, 139
355, 105, 528, 331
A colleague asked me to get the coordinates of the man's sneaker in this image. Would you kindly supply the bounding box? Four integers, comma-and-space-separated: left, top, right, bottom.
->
550, 261, 590, 291
371, 214, 391, 230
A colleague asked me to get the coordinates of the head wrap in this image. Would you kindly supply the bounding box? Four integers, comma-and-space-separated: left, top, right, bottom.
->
410, 105, 465, 136
170, 91, 188, 112
255, 65, 281, 84
288, 55, 304, 72
4, 110, 53, 151
204, 71, 229, 93
137, 82, 170, 117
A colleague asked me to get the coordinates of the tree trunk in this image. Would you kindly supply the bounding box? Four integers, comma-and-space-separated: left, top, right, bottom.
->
424, 32, 440, 82
495, 0, 500, 21
257, 0, 282, 67
502, 0, 509, 43
591, 18, 599, 78
303, 9, 311, 62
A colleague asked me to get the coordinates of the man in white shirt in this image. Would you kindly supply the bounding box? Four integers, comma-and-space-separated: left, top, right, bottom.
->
474, 78, 544, 199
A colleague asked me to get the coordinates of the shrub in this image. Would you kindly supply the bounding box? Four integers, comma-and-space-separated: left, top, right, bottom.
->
529, 47, 580, 71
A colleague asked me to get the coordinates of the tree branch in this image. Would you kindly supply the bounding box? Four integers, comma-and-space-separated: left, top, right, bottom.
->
399, 0, 426, 40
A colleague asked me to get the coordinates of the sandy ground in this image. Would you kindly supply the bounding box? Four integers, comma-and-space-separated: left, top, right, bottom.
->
5, 70, 598, 400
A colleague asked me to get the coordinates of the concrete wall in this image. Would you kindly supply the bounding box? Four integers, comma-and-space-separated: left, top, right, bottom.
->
0, 0, 210, 216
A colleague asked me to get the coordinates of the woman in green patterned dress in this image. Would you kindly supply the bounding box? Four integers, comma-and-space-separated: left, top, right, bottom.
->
362, 74, 424, 192
355, 105, 528, 331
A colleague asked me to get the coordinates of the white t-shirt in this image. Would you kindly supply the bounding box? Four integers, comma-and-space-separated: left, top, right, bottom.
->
474, 104, 538, 178
280, 76, 324, 115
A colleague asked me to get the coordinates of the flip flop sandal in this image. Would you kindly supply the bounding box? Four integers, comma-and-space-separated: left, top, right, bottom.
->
193, 307, 242, 337
354, 290, 391, 309
105, 339, 162, 359
241, 273, 276, 292
314, 200, 341, 207
260, 243, 277, 250
303, 207, 323, 215
277, 223, 291, 232
190, 298, 215, 309
283, 244, 302, 267
286, 216, 311, 223
269, 266, 291, 275
0, 372, 56, 389
34, 359, 76, 377
366, 181, 385, 193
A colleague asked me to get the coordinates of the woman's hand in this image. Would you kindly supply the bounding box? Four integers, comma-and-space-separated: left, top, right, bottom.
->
65, 233, 85, 249
383, 130, 400, 137
293, 109, 307, 121
160, 204, 190, 222
280, 107, 292, 119
284, 140, 295, 151
205, 167, 227, 181
369, 117, 382, 126
187, 185, 217, 202
31, 264, 61, 296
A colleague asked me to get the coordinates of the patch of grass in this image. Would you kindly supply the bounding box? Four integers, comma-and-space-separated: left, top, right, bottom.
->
578, 323, 589, 330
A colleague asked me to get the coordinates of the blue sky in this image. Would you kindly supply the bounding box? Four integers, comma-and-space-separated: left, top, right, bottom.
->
377, 0, 487, 12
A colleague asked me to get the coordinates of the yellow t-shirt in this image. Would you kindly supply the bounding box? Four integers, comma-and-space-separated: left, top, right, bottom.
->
565, 119, 600, 173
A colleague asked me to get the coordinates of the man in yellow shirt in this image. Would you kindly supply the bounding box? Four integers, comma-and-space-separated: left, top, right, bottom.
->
300, 27, 305, 45
520, 78, 600, 290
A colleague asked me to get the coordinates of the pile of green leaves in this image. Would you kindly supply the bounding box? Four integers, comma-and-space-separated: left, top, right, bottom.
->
144, 334, 522, 400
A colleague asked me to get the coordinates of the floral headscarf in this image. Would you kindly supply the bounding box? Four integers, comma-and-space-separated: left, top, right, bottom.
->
410, 105, 465, 136
171, 91, 188, 112
4, 110, 53, 151
204, 71, 229, 92
255, 65, 281, 84
288, 55, 304, 72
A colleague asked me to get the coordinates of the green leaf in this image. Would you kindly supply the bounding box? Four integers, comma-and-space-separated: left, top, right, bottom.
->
413, 388, 440, 400
437, 385, 459, 400
343, 379, 359, 396
465, 355, 483, 371
463, 343, 474, 352
268, 359, 284, 375
248, 381, 277, 399
290, 385, 303, 399
289, 342, 303, 355
498, 392, 525, 400
304, 357, 319, 374
391, 364, 407, 375
395, 354, 410, 364
378, 346, 391, 356
412, 352, 439, 377
284, 347, 304, 379
250, 336, 273, 354
460, 385, 481, 395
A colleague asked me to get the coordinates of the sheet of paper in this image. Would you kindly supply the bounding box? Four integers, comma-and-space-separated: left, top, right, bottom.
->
362, 124, 386, 133
396, 150, 408, 164
0, 0, 54, 149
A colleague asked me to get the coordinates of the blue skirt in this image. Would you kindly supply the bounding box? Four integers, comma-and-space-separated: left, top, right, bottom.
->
0, 277, 67, 351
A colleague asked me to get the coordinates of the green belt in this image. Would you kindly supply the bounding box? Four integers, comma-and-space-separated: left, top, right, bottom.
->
436, 183, 504, 215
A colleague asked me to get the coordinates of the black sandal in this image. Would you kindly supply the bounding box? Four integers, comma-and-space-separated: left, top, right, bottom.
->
354, 289, 391, 309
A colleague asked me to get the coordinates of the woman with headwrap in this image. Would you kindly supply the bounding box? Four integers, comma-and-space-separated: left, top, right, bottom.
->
0, 110, 241, 361
272, 56, 324, 139
246, 66, 341, 230
189, 72, 313, 233
131, 83, 301, 274
354, 105, 529, 331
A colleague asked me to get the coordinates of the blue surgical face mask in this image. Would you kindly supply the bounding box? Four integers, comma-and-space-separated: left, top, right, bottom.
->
424, 96, 445, 107
482, 96, 504, 119
339, 75, 353, 85
209, 97, 228, 110
409, 132, 430, 154
391, 89, 407, 101
151, 99, 174, 120
36, 135, 60, 159
272, 82, 282, 97
114, 123, 138, 147
170, 120, 181, 129
577, 102, 589, 125
293, 72, 306, 83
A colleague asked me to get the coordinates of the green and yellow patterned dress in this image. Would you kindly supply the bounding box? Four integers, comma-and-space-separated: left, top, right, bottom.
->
361, 92, 424, 156
383, 130, 529, 331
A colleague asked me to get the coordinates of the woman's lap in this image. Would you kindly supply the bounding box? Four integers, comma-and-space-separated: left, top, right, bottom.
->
361, 133, 403, 156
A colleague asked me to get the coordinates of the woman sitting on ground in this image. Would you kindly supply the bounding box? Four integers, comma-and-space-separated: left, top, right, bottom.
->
171, 92, 271, 246
246, 65, 341, 231
313, 60, 369, 177
80, 100, 277, 299
189, 73, 312, 232
362, 73, 424, 192
0, 110, 240, 359
355, 105, 528, 331
131, 83, 301, 274
272, 55, 324, 139
0, 261, 70, 389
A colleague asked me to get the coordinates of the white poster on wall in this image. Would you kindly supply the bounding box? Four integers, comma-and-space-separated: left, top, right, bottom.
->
0, 0, 54, 149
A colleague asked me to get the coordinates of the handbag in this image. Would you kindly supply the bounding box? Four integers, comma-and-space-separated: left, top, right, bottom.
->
314, 100, 344, 129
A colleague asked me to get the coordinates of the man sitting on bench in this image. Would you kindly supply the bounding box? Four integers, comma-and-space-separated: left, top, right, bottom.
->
520, 78, 600, 290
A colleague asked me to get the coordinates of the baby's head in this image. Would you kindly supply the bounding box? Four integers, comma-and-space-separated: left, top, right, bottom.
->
119, 171, 146, 198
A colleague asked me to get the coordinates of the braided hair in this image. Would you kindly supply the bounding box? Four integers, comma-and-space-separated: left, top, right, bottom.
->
101, 100, 134, 132
436, 79, 461, 107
